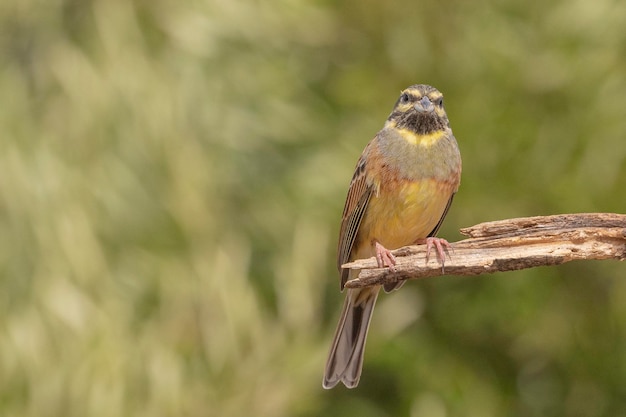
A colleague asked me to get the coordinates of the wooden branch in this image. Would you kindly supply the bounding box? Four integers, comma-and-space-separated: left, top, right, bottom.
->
343, 213, 626, 289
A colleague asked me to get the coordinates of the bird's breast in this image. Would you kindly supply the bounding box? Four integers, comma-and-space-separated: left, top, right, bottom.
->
359, 178, 456, 251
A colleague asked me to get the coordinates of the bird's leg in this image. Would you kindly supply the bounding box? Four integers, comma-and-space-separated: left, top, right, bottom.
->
414, 237, 451, 273
374, 240, 396, 271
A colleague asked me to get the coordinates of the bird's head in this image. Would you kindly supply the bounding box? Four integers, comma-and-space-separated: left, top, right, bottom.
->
386, 84, 449, 135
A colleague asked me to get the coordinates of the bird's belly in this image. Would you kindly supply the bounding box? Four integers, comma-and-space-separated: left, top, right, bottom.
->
360, 179, 453, 251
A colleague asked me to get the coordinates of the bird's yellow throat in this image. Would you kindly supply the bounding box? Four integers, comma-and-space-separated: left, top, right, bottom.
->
395, 127, 446, 147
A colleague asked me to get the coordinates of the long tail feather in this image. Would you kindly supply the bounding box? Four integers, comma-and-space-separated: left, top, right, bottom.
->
323, 287, 380, 389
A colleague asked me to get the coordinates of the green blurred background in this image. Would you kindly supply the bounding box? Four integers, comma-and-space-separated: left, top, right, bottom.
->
1, 0, 626, 416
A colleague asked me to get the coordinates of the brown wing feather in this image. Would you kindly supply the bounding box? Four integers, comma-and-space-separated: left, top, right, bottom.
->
337, 151, 373, 290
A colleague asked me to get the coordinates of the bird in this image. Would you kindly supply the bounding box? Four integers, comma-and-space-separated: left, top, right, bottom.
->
322, 84, 462, 389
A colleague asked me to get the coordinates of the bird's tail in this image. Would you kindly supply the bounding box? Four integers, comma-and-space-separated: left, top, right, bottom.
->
323, 287, 380, 389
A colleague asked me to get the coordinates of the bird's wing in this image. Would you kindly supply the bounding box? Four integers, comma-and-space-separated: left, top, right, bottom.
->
337, 150, 374, 290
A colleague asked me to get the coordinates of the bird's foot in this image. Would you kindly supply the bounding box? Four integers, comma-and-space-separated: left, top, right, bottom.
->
374, 241, 396, 271
415, 237, 452, 273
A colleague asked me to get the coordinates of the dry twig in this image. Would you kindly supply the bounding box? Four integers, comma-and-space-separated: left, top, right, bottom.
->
343, 213, 626, 289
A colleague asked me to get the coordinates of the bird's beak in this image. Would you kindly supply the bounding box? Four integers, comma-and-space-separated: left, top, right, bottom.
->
414, 96, 434, 113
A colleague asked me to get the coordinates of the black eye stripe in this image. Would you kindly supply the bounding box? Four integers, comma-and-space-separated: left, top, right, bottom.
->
400, 93, 444, 106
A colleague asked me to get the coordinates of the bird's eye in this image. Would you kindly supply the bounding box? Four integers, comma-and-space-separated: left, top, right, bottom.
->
399, 93, 410, 104
435, 97, 444, 107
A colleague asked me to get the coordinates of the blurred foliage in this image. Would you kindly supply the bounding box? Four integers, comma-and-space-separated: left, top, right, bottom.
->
1, 0, 625, 416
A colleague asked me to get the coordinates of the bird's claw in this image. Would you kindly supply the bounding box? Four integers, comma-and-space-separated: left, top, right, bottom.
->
374, 241, 396, 271
416, 237, 452, 273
